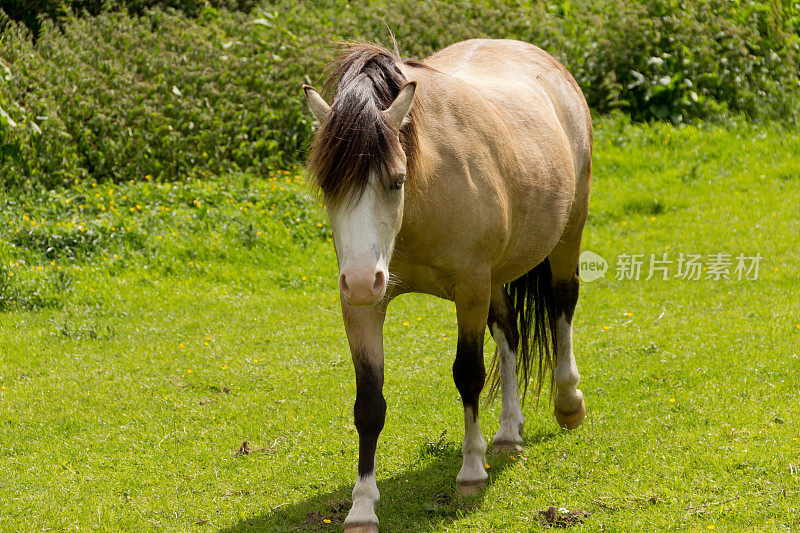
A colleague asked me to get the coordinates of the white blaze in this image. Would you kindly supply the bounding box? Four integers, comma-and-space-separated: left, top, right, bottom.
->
328, 171, 402, 306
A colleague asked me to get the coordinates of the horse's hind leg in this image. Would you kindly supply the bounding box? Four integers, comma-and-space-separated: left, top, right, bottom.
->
548, 240, 586, 430
488, 286, 524, 452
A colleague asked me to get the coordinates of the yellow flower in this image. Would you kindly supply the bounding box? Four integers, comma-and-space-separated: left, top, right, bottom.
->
221, 365, 228, 370
669, 397, 676, 403
602, 325, 611, 330
186, 369, 193, 374
253, 359, 259, 363
403, 321, 410, 326
179, 343, 184, 349
322, 519, 331, 524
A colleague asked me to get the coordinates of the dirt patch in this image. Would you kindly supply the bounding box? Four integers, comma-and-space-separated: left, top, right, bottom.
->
538, 506, 591, 528
303, 498, 351, 527
236, 440, 254, 455
234, 440, 277, 456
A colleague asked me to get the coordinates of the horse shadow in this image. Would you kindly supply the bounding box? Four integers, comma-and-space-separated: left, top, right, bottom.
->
218, 429, 558, 532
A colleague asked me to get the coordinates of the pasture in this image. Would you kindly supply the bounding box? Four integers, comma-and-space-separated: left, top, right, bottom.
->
1, 116, 798, 531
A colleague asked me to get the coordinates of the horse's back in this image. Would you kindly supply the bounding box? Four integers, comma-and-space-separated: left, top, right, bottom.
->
426, 39, 592, 187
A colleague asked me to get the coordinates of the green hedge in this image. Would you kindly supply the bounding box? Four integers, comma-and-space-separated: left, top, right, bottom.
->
0, 0, 256, 36
1, 0, 798, 190
0, 7, 318, 189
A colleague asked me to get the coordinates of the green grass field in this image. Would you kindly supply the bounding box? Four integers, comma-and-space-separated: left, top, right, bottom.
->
1, 116, 798, 531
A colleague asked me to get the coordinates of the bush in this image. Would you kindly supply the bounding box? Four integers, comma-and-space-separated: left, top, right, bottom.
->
0, 0, 798, 190
0, 7, 320, 189
0, 0, 256, 36
530, 0, 800, 122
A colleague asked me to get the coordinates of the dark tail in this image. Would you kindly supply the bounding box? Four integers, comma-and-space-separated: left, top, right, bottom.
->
488, 258, 558, 406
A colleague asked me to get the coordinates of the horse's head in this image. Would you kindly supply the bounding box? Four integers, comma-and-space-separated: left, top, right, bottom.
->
303, 67, 416, 307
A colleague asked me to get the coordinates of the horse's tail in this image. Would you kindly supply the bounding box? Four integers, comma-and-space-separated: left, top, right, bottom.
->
488, 258, 557, 406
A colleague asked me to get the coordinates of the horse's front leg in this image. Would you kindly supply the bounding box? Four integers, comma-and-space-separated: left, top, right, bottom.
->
453, 279, 490, 495
341, 299, 387, 533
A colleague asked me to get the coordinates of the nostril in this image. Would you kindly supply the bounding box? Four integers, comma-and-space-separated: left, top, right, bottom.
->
373, 270, 386, 293
339, 273, 349, 294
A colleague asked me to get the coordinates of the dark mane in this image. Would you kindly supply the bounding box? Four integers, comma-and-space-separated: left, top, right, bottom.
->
308, 43, 421, 207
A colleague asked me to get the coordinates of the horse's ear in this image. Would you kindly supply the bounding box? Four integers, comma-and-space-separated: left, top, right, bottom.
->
384, 81, 416, 127
302, 85, 330, 124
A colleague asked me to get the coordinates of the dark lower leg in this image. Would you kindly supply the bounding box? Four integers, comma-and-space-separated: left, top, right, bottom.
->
353, 359, 386, 477
453, 328, 488, 489
552, 273, 585, 429
345, 358, 385, 527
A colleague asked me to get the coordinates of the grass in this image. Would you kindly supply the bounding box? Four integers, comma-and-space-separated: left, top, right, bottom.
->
0, 115, 799, 531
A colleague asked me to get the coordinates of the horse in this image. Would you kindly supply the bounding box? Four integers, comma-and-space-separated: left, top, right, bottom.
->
302, 38, 592, 532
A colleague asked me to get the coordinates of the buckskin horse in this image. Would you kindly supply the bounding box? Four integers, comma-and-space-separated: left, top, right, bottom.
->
302, 38, 592, 531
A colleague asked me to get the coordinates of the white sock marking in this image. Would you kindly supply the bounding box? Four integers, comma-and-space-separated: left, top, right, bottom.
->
554, 314, 582, 414
344, 472, 379, 526
490, 324, 525, 445
457, 406, 488, 485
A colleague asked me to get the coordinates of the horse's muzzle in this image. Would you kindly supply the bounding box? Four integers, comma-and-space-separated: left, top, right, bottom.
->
339, 267, 387, 306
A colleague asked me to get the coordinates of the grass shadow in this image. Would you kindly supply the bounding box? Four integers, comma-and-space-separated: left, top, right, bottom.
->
521, 427, 560, 448
217, 442, 520, 532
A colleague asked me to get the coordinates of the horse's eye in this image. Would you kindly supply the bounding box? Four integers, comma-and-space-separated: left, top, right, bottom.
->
390, 176, 405, 190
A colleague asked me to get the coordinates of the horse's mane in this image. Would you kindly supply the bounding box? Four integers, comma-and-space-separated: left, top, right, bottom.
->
308, 43, 422, 207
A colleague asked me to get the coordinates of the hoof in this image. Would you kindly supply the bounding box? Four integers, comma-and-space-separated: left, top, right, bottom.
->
343, 524, 379, 533
456, 479, 486, 496
491, 440, 524, 454
555, 396, 586, 430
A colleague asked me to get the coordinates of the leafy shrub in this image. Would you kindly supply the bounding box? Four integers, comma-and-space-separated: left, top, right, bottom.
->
0, 0, 798, 190
0, 7, 320, 188
0, 0, 256, 36
530, 0, 800, 122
